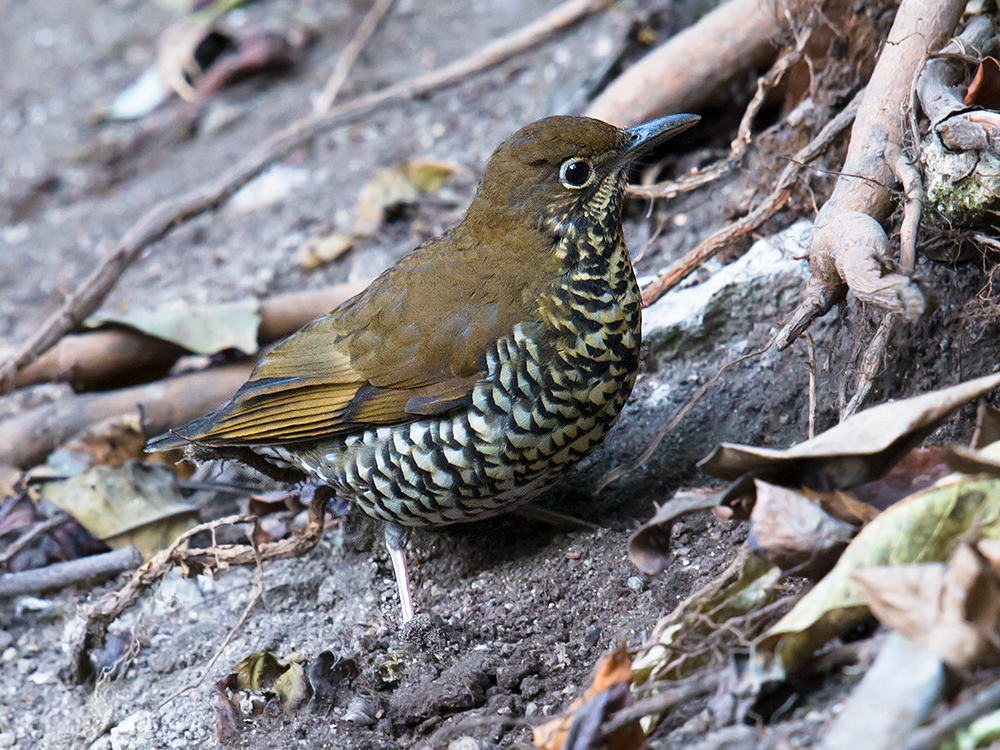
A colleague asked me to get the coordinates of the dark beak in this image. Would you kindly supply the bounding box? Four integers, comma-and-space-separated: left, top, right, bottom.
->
624, 113, 701, 161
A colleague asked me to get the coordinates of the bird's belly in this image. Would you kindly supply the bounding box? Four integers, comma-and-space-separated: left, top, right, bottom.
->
282, 319, 638, 528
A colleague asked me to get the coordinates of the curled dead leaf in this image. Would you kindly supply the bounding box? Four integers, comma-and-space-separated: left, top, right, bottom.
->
533, 642, 642, 750
628, 488, 724, 574
700, 372, 1000, 489
965, 57, 1000, 108
759, 475, 1000, 674
297, 232, 354, 271
748, 481, 857, 579
854, 541, 1000, 668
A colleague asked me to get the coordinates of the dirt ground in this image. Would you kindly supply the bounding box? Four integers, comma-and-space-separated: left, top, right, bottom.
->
2, 1, 1000, 749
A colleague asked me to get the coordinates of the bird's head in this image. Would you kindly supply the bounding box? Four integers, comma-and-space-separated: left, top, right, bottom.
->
464, 113, 700, 242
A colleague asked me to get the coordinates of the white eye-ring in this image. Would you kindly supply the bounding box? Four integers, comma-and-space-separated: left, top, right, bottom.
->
559, 158, 594, 189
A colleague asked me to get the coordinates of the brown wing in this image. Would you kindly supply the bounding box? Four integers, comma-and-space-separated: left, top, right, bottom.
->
161, 225, 559, 447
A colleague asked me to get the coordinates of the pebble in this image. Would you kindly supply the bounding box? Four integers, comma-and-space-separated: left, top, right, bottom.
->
626, 576, 645, 593
0, 732, 15, 748
110, 711, 156, 750
1, 648, 16, 663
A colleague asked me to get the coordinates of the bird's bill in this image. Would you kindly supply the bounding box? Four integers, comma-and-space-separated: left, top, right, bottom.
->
624, 113, 701, 158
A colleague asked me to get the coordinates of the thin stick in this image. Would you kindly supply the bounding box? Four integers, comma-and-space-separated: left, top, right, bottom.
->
0, 513, 71, 570
314, 0, 395, 114
804, 332, 817, 439
0, 0, 609, 393
640, 87, 864, 309
600, 673, 718, 736
629, 46, 805, 201
69, 489, 329, 682
904, 678, 1000, 750
158, 522, 266, 708
0, 546, 143, 598
843, 312, 897, 418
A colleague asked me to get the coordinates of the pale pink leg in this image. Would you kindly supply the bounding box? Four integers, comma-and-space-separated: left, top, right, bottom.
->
384, 524, 414, 624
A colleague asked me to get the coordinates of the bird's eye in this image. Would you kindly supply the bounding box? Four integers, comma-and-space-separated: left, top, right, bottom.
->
559, 158, 593, 189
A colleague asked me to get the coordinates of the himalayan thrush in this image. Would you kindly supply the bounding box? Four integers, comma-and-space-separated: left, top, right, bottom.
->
148, 113, 700, 622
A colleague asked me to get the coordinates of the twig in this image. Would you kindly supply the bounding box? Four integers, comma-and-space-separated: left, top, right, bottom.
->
843, 312, 897, 418
0, 363, 254, 470
158, 522, 266, 708
804, 332, 817, 439
0, 546, 143, 598
903, 678, 1000, 750
0, 513, 71, 570
12, 280, 368, 393
0, 0, 609, 393
70, 487, 330, 682
889, 143, 923, 275
599, 673, 718, 737
629, 45, 804, 201
641, 87, 864, 308
314, 0, 395, 114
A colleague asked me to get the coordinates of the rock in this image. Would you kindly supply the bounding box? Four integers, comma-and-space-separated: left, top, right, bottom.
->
0, 732, 15, 748
642, 220, 811, 365
110, 711, 157, 750
495, 646, 539, 690
689, 725, 758, 750
391, 651, 495, 725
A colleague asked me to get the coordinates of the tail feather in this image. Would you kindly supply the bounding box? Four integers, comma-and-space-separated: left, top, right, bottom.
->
145, 411, 222, 452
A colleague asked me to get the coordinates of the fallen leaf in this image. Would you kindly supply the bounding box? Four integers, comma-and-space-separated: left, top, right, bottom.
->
748, 481, 857, 579
759, 475, 1000, 673
40, 461, 197, 559
966, 57, 1000, 108
86, 298, 261, 355
229, 651, 313, 715
354, 167, 420, 236
297, 232, 354, 271
43, 413, 193, 479
628, 488, 723, 574
533, 642, 642, 749
353, 159, 461, 236
632, 552, 781, 686
854, 542, 1000, 668
407, 158, 462, 193
700, 373, 1000, 490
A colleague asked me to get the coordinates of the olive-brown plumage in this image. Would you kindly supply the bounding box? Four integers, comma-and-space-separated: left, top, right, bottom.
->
148, 113, 699, 621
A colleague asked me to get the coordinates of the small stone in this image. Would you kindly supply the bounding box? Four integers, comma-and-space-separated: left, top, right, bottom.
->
110, 710, 156, 750
88, 736, 112, 750
0, 732, 15, 748
448, 738, 482, 750
2, 648, 17, 662
584, 625, 601, 647
626, 576, 645, 593
0, 631, 12, 651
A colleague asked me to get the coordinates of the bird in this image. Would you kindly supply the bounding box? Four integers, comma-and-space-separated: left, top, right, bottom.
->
147, 112, 700, 623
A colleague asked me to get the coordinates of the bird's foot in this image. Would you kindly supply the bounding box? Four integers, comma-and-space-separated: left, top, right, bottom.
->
384, 523, 415, 624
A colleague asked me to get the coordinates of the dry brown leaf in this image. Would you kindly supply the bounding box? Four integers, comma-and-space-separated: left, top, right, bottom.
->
749, 481, 857, 579
627, 488, 724, 574
297, 232, 354, 271
965, 57, 1000, 108
533, 642, 642, 750
854, 542, 1000, 668
407, 158, 462, 193
759, 475, 1000, 673
47, 413, 193, 479
40, 461, 197, 559
700, 373, 1000, 489
353, 159, 461, 236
